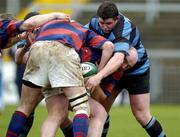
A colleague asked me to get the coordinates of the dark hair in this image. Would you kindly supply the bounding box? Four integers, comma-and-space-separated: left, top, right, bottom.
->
97, 1, 119, 20
0, 13, 15, 20
24, 11, 40, 20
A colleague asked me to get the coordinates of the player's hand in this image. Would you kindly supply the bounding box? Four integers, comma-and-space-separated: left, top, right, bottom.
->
19, 32, 27, 40
85, 74, 102, 93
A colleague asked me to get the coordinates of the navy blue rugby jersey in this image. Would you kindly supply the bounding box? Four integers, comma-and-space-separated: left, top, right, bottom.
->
85, 14, 150, 75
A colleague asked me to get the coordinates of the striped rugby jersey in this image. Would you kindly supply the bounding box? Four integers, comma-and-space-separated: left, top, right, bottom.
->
35, 20, 108, 52
85, 14, 150, 75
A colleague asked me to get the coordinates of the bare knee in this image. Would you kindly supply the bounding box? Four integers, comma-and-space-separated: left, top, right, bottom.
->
90, 98, 107, 121
132, 108, 151, 126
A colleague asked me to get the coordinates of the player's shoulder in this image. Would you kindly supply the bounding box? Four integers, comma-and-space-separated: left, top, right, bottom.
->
89, 16, 99, 27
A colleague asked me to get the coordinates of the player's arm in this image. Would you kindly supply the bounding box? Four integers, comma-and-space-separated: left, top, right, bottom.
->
85, 30, 114, 70
97, 52, 125, 79
20, 12, 70, 31
15, 40, 30, 64
98, 41, 114, 70
96, 44, 138, 78
86, 52, 125, 92
86, 38, 129, 92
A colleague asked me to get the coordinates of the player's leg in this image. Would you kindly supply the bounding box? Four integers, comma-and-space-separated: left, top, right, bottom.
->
63, 87, 90, 137
128, 69, 166, 137
59, 96, 107, 137
19, 93, 44, 137
6, 83, 42, 137
6, 41, 51, 137
87, 97, 107, 137
129, 93, 166, 137
129, 93, 151, 125
19, 112, 34, 137
48, 42, 90, 137
91, 86, 121, 137
60, 115, 73, 137
41, 93, 69, 137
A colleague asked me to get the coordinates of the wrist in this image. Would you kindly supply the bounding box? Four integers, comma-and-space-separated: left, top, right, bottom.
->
96, 72, 104, 81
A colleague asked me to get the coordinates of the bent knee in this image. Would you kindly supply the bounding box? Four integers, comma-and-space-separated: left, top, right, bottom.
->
133, 111, 151, 125
90, 99, 107, 119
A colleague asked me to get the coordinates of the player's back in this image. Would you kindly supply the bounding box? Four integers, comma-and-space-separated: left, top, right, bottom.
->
36, 20, 88, 51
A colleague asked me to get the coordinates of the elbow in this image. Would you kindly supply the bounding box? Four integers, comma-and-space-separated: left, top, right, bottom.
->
106, 41, 114, 53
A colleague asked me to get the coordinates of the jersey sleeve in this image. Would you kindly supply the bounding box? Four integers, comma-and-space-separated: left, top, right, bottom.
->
84, 23, 90, 29
113, 38, 130, 55
7, 20, 24, 34
86, 30, 108, 49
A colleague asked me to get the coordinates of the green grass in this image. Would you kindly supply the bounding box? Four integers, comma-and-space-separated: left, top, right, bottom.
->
0, 104, 179, 137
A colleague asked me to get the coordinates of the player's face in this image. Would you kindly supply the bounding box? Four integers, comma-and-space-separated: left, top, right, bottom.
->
98, 17, 117, 34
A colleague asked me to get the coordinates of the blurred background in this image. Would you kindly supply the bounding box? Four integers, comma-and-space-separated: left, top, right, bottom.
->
0, 0, 180, 111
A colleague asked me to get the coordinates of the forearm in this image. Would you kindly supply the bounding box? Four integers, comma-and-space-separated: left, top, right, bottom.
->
97, 52, 125, 79
15, 47, 29, 64
20, 12, 70, 30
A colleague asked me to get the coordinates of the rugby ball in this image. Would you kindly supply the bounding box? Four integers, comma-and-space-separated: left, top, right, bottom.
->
81, 62, 98, 78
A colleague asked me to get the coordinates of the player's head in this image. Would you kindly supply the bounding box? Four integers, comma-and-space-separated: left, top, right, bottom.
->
24, 11, 39, 20
97, 1, 119, 34
121, 47, 138, 70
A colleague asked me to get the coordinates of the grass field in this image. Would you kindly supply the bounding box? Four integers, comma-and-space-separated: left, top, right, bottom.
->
0, 104, 179, 137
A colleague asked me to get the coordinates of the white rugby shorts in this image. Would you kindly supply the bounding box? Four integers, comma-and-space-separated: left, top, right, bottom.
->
23, 41, 84, 92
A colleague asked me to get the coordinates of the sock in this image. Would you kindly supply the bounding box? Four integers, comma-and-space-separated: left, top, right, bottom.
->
61, 122, 73, 137
101, 115, 110, 137
73, 114, 89, 137
144, 116, 166, 137
19, 112, 35, 137
6, 111, 27, 137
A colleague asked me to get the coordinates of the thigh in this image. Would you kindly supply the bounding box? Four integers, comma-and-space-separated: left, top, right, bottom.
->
91, 86, 107, 105
17, 84, 42, 116
129, 93, 151, 116
46, 94, 69, 117
91, 86, 122, 113
103, 88, 122, 113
